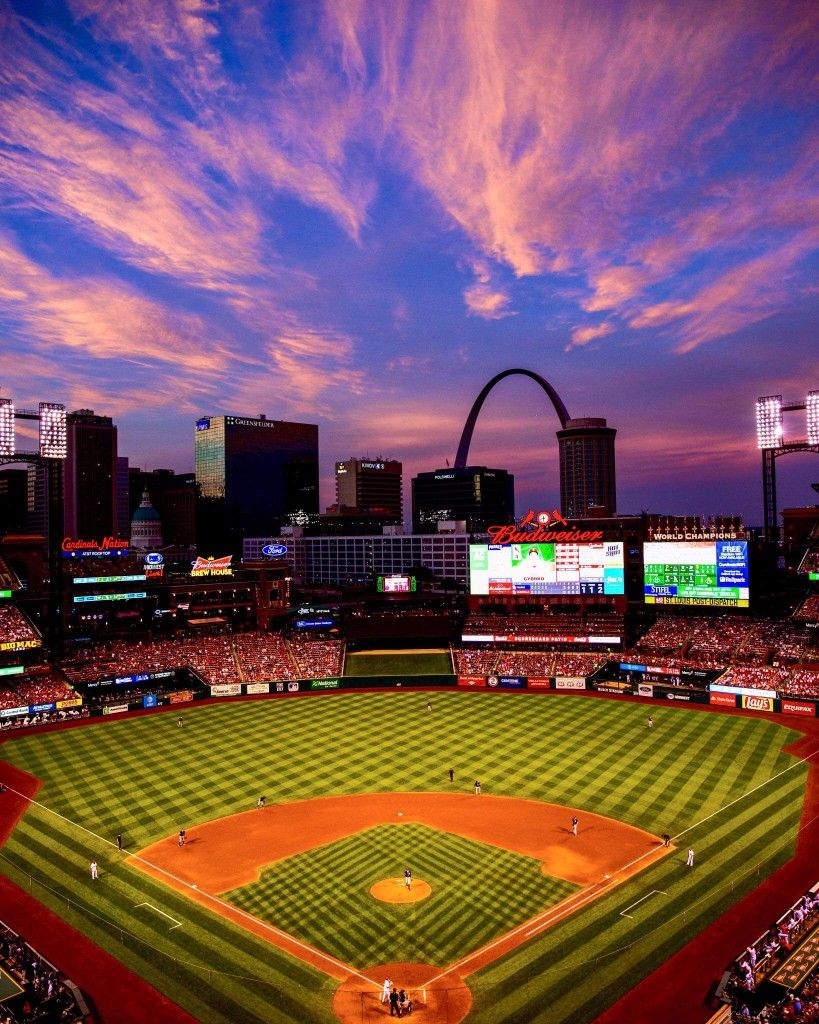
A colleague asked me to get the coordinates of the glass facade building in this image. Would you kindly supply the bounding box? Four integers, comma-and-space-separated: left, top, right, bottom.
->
195, 415, 319, 545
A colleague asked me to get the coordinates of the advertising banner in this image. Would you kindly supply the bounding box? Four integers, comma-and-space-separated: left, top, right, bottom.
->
0, 706, 29, 718
528, 677, 554, 689
169, 690, 194, 704
458, 675, 487, 688
102, 704, 129, 715
498, 676, 526, 689
142, 694, 157, 708
310, 678, 341, 690
638, 683, 654, 698
245, 683, 270, 695
555, 677, 586, 690
663, 690, 709, 704
709, 692, 737, 707
780, 699, 816, 717
55, 698, 82, 710
594, 681, 633, 695
0, 639, 41, 652
741, 694, 775, 713
210, 683, 241, 697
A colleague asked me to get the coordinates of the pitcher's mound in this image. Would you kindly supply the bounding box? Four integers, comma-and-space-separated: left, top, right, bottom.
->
371, 877, 432, 903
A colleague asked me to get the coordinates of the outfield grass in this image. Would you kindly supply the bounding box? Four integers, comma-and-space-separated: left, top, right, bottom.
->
0, 691, 808, 1023
344, 649, 453, 675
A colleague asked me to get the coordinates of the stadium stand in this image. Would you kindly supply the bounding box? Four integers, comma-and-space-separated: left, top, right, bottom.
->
712, 885, 819, 1023
0, 920, 88, 1022
0, 605, 41, 645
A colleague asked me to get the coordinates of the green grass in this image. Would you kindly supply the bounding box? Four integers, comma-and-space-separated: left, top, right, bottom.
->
344, 649, 453, 675
224, 823, 577, 965
0, 691, 808, 1023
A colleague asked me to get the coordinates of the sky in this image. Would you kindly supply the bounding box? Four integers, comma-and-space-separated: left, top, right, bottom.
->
1, 0, 817, 527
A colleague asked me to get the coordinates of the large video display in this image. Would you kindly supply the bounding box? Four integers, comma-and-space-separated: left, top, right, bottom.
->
643, 540, 750, 607
469, 542, 625, 596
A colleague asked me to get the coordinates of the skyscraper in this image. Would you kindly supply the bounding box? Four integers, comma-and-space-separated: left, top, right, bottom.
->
411, 466, 514, 534
195, 414, 319, 551
63, 409, 118, 539
557, 417, 617, 518
335, 458, 403, 519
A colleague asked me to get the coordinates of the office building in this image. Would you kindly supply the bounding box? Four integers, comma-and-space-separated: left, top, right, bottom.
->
195, 414, 319, 551
557, 418, 617, 519
244, 531, 471, 587
335, 458, 402, 519
63, 410, 118, 540
411, 466, 514, 534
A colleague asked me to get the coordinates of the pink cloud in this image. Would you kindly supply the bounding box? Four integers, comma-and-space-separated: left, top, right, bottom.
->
569, 322, 614, 348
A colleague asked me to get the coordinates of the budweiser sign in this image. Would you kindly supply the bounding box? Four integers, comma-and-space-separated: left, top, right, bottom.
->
487, 525, 605, 544
191, 555, 233, 576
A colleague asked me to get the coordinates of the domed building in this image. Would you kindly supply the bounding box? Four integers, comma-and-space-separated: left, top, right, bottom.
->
130, 489, 163, 551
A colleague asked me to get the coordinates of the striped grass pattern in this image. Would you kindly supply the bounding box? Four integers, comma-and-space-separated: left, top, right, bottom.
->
224, 823, 577, 965
0, 690, 808, 1023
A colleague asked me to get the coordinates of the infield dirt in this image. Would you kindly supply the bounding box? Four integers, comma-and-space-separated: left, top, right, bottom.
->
133, 791, 669, 1023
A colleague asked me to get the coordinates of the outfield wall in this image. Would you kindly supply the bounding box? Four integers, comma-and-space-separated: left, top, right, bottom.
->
6, 666, 819, 731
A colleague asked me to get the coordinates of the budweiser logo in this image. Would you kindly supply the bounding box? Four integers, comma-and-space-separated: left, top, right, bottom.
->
191, 555, 233, 575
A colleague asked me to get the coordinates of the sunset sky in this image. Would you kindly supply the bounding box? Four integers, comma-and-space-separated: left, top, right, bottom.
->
1, 0, 817, 525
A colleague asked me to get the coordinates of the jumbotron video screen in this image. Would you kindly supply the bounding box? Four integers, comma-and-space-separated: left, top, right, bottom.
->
643, 540, 750, 608
469, 542, 625, 596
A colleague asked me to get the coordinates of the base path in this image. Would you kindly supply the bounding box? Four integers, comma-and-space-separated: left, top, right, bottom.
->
136, 791, 663, 893
133, 792, 667, 1023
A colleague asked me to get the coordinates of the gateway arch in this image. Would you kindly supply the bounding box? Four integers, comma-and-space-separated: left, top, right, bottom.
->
454, 368, 616, 518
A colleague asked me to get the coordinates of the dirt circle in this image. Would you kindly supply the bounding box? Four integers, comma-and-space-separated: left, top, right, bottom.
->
371, 877, 432, 904
333, 961, 472, 1024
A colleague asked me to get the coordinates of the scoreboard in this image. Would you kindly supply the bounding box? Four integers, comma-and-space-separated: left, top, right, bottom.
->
469, 542, 625, 596
643, 540, 750, 608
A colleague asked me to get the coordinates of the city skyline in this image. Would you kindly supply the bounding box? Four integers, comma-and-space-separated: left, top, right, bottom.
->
1, 1, 817, 526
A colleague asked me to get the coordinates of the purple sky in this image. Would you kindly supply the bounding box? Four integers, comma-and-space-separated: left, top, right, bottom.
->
1, 1, 817, 526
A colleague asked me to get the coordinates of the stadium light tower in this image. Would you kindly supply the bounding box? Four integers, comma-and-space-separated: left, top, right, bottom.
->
0, 393, 68, 653
0, 398, 14, 457
756, 390, 819, 545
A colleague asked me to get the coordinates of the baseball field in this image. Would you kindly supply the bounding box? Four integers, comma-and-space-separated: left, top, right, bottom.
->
0, 661, 810, 1023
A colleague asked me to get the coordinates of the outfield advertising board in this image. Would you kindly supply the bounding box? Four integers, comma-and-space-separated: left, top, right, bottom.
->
554, 677, 585, 689
741, 694, 775, 713
780, 699, 816, 717
710, 692, 738, 707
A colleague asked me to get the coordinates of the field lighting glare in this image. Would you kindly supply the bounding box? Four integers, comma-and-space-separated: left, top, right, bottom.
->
755, 395, 783, 449
39, 402, 67, 459
808, 391, 819, 446
0, 398, 14, 457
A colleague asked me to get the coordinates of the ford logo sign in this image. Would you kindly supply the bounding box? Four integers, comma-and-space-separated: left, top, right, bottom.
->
262, 544, 288, 557
145, 552, 164, 565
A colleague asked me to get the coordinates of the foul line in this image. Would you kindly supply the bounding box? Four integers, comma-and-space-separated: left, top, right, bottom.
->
8, 742, 819, 997
620, 890, 666, 919
135, 902, 183, 930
